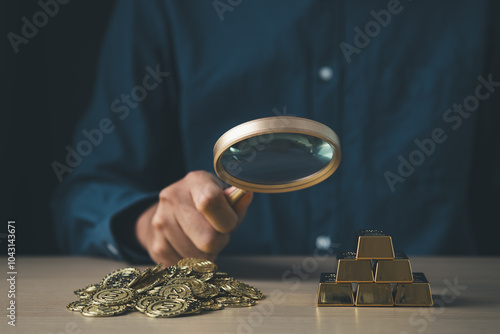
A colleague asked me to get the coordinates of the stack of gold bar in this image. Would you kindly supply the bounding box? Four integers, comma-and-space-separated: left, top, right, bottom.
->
317, 230, 433, 307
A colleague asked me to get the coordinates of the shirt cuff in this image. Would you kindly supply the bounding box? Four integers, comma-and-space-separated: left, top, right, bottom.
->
109, 192, 158, 264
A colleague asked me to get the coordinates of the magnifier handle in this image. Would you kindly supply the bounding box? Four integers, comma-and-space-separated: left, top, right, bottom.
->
226, 188, 248, 206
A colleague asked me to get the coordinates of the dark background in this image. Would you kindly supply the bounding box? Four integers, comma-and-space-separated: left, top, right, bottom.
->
3, 0, 116, 255
2, 1, 499, 256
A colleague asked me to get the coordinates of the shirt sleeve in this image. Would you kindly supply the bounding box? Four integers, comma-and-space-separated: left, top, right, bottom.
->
51, 0, 184, 263
469, 3, 500, 255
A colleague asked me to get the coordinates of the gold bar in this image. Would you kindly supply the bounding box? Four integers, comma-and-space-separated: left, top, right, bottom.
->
356, 229, 395, 260
355, 283, 394, 306
374, 251, 413, 283
336, 251, 374, 283
317, 273, 354, 306
394, 272, 433, 306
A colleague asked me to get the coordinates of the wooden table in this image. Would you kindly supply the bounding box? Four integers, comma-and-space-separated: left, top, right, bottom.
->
1, 256, 499, 334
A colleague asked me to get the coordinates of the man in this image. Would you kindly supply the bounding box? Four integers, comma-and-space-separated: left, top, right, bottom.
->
52, 0, 500, 264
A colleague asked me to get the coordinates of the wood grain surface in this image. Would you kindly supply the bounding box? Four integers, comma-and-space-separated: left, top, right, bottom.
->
1, 256, 499, 334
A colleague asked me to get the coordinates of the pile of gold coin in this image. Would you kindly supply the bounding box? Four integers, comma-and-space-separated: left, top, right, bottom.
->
67, 258, 264, 318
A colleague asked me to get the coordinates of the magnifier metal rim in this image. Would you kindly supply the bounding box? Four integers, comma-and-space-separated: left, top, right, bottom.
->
213, 116, 341, 193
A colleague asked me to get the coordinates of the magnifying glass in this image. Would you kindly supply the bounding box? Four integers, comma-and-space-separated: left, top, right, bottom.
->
213, 116, 341, 205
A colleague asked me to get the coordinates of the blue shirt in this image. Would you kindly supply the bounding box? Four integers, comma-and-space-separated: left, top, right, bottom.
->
51, 0, 500, 262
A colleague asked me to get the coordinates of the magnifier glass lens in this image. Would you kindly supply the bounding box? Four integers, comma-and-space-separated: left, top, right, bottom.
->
220, 133, 335, 184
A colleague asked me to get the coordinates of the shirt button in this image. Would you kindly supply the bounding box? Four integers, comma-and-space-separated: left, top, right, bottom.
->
318, 66, 334, 81
315, 235, 331, 250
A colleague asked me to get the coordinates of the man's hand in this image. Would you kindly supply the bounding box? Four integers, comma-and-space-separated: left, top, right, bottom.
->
135, 171, 253, 265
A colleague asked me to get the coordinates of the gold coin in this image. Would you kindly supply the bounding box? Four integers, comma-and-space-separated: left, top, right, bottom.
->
135, 296, 164, 313
73, 290, 91, 299
134, 270, 166, 294
145, 299, 190, 318
102, 268, 140, 288
215, 296, 256, 307
213, 274, 233, 282
73, 284, 100, 298
213, 303, 225, 310
206, 303, 224, 311
85, 284, 100, 292
194, 271, 215, 282
129, 268, 151, 288
167, 277, 205, 295
222, 280, 264, 300
66, 299, 92, 312
151, 263, 163, 273
158, 284, 192, 299
200, 298, 224, 311
177, 266, 192, 277
81, 304, 127, 317
196, 283, 220, 299
184, 299, 202, 315
163, 265, 178, 279
200, 298, 214, 307
92, 287, 137, 306
178, 258, 218, 274
214, 272, 230, 278
126, 275, 142, 288
146, 286, 162, 296
126, 303, 137, 312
